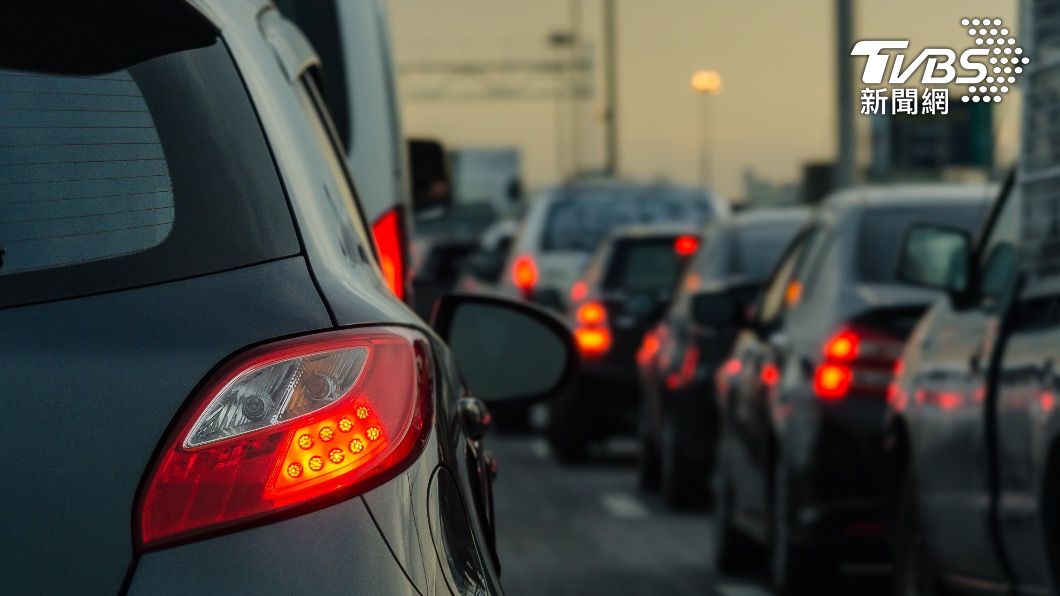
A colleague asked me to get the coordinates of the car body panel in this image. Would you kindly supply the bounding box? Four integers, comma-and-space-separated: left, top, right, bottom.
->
0, 258, 331, 594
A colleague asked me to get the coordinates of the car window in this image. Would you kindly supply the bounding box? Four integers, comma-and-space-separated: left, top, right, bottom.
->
295, 74, 375, 260
540, 187, 712, 253
978, 183, 1021, 304
857, 204, 985, 283
603, 238, 685, 293
730, 220, 804, 280
0, 14, 298, 309
757, 234, 808, 326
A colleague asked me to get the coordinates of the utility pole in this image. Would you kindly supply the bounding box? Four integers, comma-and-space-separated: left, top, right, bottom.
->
569, 0, 583, 177
835, 0, 856, 189
603, 0, 618, 177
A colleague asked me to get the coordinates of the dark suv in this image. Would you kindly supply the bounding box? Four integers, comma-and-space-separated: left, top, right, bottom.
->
637, 208, 807, 508
548, 225, 700, 460
711, 185, 991, 593
0, 2, 574, 594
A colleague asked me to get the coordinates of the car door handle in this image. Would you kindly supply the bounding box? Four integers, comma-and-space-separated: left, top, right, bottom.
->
459, 396, 492, 441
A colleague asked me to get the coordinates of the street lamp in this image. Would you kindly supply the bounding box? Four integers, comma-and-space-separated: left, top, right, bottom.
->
690, 69, 721, 189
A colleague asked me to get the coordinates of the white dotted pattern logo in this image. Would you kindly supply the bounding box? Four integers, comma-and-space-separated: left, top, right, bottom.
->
961, 17, 1028, 103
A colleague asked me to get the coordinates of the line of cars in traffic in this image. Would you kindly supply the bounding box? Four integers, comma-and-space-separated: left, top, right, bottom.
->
464, 167, 1059, 592
0, 1, 577, 594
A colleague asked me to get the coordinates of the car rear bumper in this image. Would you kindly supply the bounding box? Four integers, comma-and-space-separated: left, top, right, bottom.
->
128, 496, 421, 595
785, 394, 889, 552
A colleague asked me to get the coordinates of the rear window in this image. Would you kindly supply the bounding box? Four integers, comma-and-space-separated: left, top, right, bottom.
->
0, 5, 299, 308
729, 221, 803, 279
603, 238, 686, 293
541, 187, 712, 253
857, 204, 986, 283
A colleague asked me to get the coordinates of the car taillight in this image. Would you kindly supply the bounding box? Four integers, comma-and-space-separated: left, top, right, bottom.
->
512, 255, 538, 294
813, 326, 903, 401
575, 327, 612, 357
674, 235, 700, 256
576, 301, 607, 326
636, 330, 661, 366
573, 301, 611, 357
138, 326, 432, 549
372, 208, 407, 300
570, 280, 588, 302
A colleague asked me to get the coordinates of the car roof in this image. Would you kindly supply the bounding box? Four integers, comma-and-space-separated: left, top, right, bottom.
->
722, 206, 811, 228
603, 223, 701, 242
821, 183, 997, 213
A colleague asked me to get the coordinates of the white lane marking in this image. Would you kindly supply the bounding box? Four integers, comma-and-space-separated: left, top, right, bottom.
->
600, 492, 650, 519
530, 439, 550, 459
714, 582, 770, 596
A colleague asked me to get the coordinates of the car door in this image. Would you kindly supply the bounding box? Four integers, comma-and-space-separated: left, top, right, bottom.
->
913, 179, 1019, 585
725, 231, 811, 537
994, 278, 1060, 594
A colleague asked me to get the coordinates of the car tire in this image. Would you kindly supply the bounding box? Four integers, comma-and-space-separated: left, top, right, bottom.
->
547, 389, 589, 463
713, 452, 758, 574
892, 475, 949, 596
661, 415, 706, 510
771, 459, 832, 595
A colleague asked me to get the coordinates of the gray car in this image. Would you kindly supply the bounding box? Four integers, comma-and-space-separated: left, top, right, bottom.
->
0, 1, 575, 594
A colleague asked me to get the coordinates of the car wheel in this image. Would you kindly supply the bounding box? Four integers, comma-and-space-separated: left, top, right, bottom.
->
661, 415, 705, 510
771, 459, 831, 595
713, 450, 757, 574
892, 476, 947, 596
547, 390, 589, 463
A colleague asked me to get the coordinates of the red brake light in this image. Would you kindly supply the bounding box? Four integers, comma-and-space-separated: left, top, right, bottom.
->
674, 235, 700, 256
721, 358, 742, 376
372, 209, 406, 300
570, 280, 588, 302
138, 327, 432, 549
576, 301, 607, 326
636, 331, 662, 365
823, 329, 859, 361
813, 363, 852, 400
814, 326, 903, 401
513, 255, 538, 291
760, 362, 780, 387
575, 327, 612, 357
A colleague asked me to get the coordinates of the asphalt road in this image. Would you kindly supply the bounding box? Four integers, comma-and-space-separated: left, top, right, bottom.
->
489, 434, 772, 596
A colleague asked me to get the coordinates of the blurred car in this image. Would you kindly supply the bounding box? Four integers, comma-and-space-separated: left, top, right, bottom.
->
0, 2, 576, 594
711, 185, 992, 593
274, 0, 429, 304
884, 175, 1060, 594
500, 180, 721, 313
548, 225, 701, 460
637, 208, 808, 508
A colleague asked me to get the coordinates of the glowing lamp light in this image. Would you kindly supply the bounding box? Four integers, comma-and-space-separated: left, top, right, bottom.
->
691, 69, 722, 94
575, 327, 612, 357
813, 363, 852, 400
674, 235, 700, 256
512, 255, 538, 291
570, 280, 588, 302
576, 302, 607, 326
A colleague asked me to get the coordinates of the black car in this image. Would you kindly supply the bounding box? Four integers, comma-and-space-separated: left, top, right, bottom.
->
548, 225, 701, 461
885, 173, 1060, 594
637, 208, 808, 508
0, 2, 575, 594
712, 185, 991, 593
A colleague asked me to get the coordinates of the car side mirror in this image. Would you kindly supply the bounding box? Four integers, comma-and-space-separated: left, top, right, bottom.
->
466, 251, 504, 283
432, 294, 577, 404
896, 224, 972, 295
691, 289, 741, 329
408, 138, 452, 218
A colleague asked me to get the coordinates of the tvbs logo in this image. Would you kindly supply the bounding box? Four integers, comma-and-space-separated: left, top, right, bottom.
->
852, 17, 1028, 111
